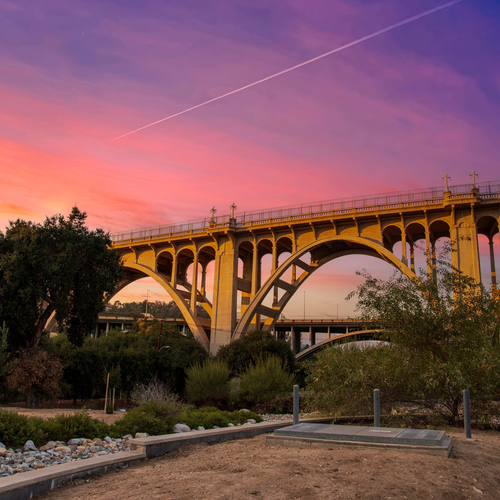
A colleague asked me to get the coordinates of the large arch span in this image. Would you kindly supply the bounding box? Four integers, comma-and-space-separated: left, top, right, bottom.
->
233, 235, 416, 340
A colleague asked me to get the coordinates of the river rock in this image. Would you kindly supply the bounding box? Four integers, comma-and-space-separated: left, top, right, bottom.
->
23, 440, 37, 452
239, 409, 250, 413
54, 446, 71, 454
173, 424, 191, 433
35, 462, 46, 469
68, 438, 86, 446
104, 436, 113, 443
227, 423, 234, 427
246, 419, 256, 424
0, 447, 7, 457
0, 442, 5, 448
134, 433, 149, 438
40, 441, 57, 451
197, 426, 205, 431
93, 438, 103, 446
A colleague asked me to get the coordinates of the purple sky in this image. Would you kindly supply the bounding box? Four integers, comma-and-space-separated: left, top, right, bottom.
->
1, 0, 499, 318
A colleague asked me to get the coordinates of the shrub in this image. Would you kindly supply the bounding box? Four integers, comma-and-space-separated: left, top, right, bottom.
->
185, 359, 231, 404
0, 409, 46, 447
7, 349, 64, 408
178, 407, 262, 429
39, 409, 110, 442
239, 356, 295, 404
111, 400, 189, 437
216, 330, 295, 376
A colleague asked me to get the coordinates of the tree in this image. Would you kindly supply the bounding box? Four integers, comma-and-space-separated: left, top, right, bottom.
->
0, 207, 123, 352
307, 247, 500, 423
216, 329, 296, 376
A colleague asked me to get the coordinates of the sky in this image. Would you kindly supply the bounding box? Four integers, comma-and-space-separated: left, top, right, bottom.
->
1, 0, 499, 319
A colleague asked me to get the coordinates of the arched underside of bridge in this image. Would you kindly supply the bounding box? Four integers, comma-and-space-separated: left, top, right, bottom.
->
295, 329, 383, 362
232, 236, 416, 341
111, 262, 211, 351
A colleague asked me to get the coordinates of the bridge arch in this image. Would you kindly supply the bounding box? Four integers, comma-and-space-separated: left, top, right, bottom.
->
111, 260, 210, 350
233, 235, 417, 340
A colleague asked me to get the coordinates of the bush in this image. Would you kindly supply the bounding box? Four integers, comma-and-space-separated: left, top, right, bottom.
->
216, 330, 295, 376
39, 409, 110, 442
185, 359, 231, 404
239, 356, 295, 404
111, 400, 189, 437
0, 409, 46, 447
178, 407, 262, 429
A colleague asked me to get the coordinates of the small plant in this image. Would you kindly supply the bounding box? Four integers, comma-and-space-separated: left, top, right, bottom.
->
239, 356, 295, 404
178, 407, 262, 429
0, 409, 47, 447
185, 359, 231, 404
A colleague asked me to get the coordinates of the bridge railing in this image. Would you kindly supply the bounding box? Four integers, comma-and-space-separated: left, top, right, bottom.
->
110, 180, 500, 243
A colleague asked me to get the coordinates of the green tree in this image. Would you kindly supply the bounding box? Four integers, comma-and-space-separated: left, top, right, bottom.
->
307, 249, 500, 423
216, 329, 295, 376
0, 207, 123, 351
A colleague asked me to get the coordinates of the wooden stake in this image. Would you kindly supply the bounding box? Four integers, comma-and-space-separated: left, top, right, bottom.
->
112, 387, 116, 413
104, 372, 110, 413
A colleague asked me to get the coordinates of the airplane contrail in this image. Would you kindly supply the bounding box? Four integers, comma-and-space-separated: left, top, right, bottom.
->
111, 0, 465, 142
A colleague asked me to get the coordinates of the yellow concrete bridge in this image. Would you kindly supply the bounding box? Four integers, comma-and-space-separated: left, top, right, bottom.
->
111, 180, 500, 353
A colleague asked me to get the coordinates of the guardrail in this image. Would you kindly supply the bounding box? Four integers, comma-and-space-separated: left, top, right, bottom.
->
110, 180, 500, 243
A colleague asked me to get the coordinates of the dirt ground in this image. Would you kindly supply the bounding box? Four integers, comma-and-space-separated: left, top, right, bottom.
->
4, 407, 500, 498
33, 427, 499, 500
1, 407, 126, 425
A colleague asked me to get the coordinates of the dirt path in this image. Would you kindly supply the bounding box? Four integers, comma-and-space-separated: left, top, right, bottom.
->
1, 407, 125, 425
37, 428, 500, 500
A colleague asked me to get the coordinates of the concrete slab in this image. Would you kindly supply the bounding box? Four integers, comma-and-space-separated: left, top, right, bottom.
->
271, 424, 453, 457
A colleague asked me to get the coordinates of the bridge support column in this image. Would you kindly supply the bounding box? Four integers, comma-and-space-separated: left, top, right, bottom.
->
191, 254, 199, 318
310, 327, 315, 346
210, 238, 238, 355
454, 216, 481, 284
291, 327, 301, 354
489, 238, 497, 292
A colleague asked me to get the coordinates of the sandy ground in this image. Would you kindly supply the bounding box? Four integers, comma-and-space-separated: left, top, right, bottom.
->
1, 407, 126, 425
33, 428, 500, 500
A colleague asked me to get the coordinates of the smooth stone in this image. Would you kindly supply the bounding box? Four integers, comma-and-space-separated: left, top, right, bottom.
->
134, 433, 148, 439
173, 424, 191, 433
76, 445, 87, 452
0, 442, 5, 448
54, 446, 71, 454
23, 440, 37, 452
0, 448, 7, 457
246, 419, 256, 424
35, 462, 46, 469
212, 426, 220, 429
104, 436, 113, 443
67, 438, 86, 446
239, 409, 250, 413
40, 441, 57, 451
197, 426, 205, 431
93, 438, 103, 446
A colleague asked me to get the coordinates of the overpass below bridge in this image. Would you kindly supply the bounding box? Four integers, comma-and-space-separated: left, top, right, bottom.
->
96, 315, 368, 353
110, 179, 500, 353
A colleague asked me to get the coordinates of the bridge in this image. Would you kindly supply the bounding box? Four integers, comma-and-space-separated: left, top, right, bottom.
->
111, 180, 500, 353
96, 315, 368, 353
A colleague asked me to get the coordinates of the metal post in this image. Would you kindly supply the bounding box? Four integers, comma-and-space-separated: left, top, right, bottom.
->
293, 385, 299, 426
374, 389, 380, 427
463, 390, 472, 439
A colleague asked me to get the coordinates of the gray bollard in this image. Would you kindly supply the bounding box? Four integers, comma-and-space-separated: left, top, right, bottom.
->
374, 389, 380, 427
293, 385, 299, 426
463, 390, 472, 439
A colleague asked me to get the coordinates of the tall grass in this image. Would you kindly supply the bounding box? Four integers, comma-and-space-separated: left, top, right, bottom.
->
185, 359, 231, 404
239, 356, 295, 404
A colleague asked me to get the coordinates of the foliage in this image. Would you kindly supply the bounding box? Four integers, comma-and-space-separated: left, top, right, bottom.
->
0, 207, 122, 351
307, 248, 500, 422
38, 409, 110, 443
43, 322, 208, 401
178, 406, 262, 429
185, 359, 231, 404
105, 300, 209, 319
7, 349, 65, 409
0, 409, 47, 447
239, 356, 296, 404
111, 400, 189, 437
0, 322, 11, 400
216, 330, 295, 376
